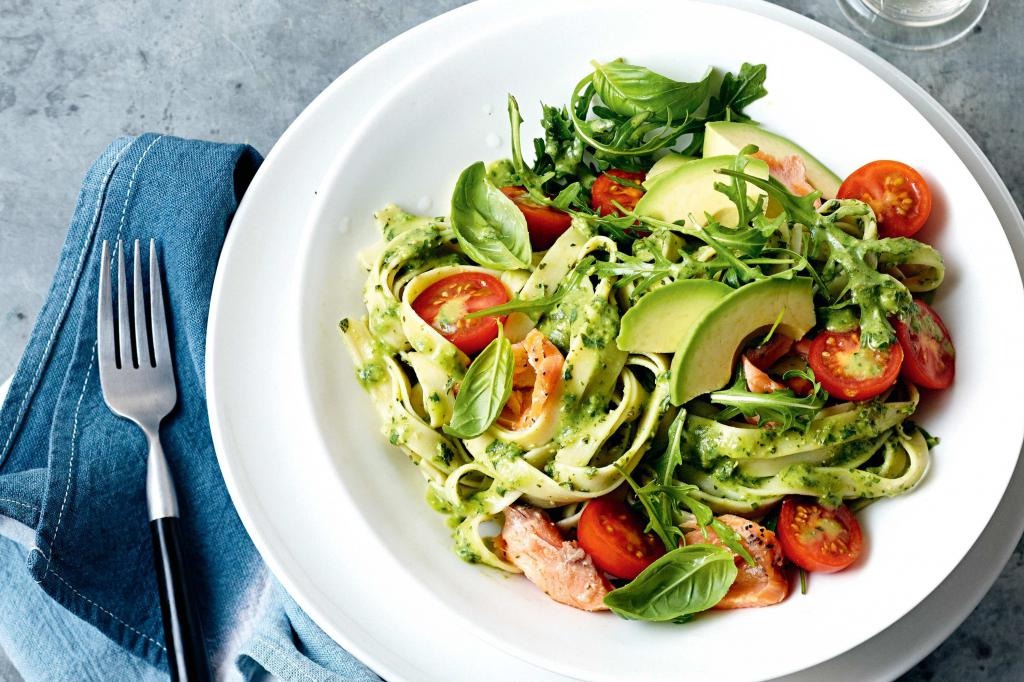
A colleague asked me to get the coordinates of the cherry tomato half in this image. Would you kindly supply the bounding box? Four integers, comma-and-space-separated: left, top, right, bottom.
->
893, 300, 955, 390
577, 495, 665, 580
591, 169, 646, 216
807, 330, 903, 401
499, 186, 572, 251
411, 272, 509, 355
837, 160, 932, 238
777, 497, 863, 573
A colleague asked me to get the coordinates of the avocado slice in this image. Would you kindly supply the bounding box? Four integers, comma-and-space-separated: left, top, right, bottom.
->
703, 121, 842, 199
634, 154, 769, 227
645, 152, 694, 185
617, 279, 732, 353
669, 277, 816, 406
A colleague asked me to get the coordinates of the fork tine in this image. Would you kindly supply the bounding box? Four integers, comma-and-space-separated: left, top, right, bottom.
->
97, 241, 117, 370
116, 239, 136, 369
149, 240, 172, 366
132, 240, 152, 368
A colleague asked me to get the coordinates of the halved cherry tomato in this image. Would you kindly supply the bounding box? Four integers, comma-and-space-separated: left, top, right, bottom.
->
411, 272, 509, 355
577, 495, 665, 580
892, 300, 955, 390
499, 186, 571, 251
807, 330, 903, 401
777, 497, 863, 573
591, 169, 646, 216
837, 160, 932, 238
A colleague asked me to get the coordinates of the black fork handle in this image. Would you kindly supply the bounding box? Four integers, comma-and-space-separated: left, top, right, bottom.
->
150, 516, 212, 682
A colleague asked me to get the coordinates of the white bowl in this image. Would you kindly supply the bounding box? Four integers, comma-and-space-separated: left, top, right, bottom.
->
213, 1, 1024, 680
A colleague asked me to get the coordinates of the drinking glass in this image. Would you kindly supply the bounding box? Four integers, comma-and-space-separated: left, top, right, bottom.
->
836, 0, 989, 50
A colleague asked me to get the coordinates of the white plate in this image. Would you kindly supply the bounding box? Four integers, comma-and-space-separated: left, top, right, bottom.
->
207, 1, 1024, 680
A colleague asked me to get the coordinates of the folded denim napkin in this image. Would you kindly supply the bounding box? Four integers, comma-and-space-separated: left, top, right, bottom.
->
0, 134, 378, 681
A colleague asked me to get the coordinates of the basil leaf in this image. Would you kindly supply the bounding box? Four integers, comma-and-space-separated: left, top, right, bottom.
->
604, 545, 737, 621
451, 161, 532, 270
591, 59, 712, 122
443, 330, 514, 439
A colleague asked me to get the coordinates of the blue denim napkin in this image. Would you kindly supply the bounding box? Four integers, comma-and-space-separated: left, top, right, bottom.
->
0, 134, 378, 681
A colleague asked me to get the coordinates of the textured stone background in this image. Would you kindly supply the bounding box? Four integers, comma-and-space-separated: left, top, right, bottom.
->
0, 1, 1021, 680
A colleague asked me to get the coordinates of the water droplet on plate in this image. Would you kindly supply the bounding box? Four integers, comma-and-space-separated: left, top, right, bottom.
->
416, 196, 432, 212
485, 133, 501, 148
482, 104, 493, 115
338, 217, 351, 234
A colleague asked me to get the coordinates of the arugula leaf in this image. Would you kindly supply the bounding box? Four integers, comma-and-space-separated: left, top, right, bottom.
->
718, 169, 917, 348
604, 545, 737, 622
443, 328, 514, 439
680, 63, 768, 155
464, 258, 593, 319
450, 161, 532, 270
619, 462, 685, 552
633, 212, 765, 284
707, 62, 768, 123
654, 411, 685, 486
710, 368, 827, 432
589, 248, 722, 297
636, 481, 755, 566
591, 59, 712, 122
551, 182, 583, 210
536, 104, 585, 179
712, 145, 766, 229
701, 218, 773, 258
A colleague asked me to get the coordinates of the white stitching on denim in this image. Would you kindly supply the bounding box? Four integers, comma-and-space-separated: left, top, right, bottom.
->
0, 497, 40, 513
5, 135, 171, 659
40, 136, 170, 656
0, 141, 133, 465
50, 568, 166, 651
46, 344, 95, 574
116, 135, 164, 240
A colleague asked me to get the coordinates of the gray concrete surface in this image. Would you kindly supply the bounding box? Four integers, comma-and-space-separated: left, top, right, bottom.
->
0, 0, 1021, 680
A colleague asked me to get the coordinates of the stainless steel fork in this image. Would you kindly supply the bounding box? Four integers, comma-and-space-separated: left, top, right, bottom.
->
97, 239, 211, 682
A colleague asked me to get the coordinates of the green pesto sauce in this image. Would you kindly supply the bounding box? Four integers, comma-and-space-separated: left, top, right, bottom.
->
357, 361, 386, 387
821, 307, 859, 332
486, 158, 518, 187
435, 441, 456, 467
454, 539, 481, 564
485, 439, 526, 463
425, 486, 453, 514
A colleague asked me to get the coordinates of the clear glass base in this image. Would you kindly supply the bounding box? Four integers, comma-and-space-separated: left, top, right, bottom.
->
836, 0, 989, 50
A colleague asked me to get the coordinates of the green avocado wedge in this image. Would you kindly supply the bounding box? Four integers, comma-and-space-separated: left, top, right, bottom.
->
617, 279, 732, 353
669, 277, 816, 406
645, 152, 694, 186
634, 154, 769, 227
702, 121, 842, 199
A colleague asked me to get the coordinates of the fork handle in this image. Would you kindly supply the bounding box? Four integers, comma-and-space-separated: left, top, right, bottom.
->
150, 515, 212, 682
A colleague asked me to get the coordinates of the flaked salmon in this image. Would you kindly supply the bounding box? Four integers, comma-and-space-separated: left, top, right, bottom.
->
686, 514, 788, 609
499, 505, 612, 611
497, 329, 563, 430
753, 151, 816, 197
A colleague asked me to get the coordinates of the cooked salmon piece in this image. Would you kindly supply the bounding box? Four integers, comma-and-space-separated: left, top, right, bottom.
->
685, 514, 788, 609
497, 329, 563, 430
753, 151, 817, 197
499, 505, 612, 611
742, 356, 786, 394
745, 334, 794, 371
